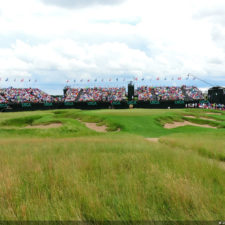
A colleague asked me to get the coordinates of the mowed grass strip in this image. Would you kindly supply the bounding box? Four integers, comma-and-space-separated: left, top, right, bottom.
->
0, 136, 225, 220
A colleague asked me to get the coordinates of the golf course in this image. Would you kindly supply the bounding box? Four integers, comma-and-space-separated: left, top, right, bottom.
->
0, 108, 225, 221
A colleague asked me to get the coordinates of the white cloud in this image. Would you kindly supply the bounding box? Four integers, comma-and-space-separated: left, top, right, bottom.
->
0, 0, 225, 93
40, 0, 126, 9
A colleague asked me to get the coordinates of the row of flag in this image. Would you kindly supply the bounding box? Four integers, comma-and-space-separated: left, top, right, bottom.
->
0, 76, 197, 83
66, 76, 196, 83
0, 78, 37, 82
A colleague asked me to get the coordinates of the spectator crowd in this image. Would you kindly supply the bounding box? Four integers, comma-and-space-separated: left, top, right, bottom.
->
65, 88, 80, 102
154, 86, 185, 101
198, 102, 225, 110
184, 86, 204, 100
137, 86, 155, 101
0, 86, 204, 104
0, 88, 55, 103
136, 86, 203, 101
65, 87, 126, 102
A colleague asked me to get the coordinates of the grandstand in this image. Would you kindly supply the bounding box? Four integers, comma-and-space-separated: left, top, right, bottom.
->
67, 87, 127, 102
64, 85, 203, 103
0, 85, 207, 112
0, 88, 55, 103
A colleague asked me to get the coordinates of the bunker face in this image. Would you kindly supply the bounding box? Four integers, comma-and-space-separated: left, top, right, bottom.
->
164, 121, 217, 129
78, 119, 120, 133
84, 122, 107, 133
26, 123, 62, 129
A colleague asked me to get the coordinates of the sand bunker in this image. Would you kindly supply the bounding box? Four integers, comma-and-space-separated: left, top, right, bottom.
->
84, 122, 108, 133
184, 115, 196, 119
164, 121, 217, 129
77, 119, 120, 132
26, 123, 62, 129
206, 113, 222, 115
146, 138, 159, 143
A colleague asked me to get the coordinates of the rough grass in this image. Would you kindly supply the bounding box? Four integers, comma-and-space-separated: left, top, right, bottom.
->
1, 115, 43, 127
0, 108, 225, 221
161, 132, 225, 162
1, 136, 225, 220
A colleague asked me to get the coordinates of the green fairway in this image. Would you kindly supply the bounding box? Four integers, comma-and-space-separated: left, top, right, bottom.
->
0, 108, 225, 221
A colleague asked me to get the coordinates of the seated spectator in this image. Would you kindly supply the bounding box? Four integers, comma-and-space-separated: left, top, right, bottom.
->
65, 88, 80, 102
184, 86, 204, 100
0, 94, 7, 103
137, 86, 155, 101
154, 86, 185, 101
78, 87, 126, 102
1, 88, 55, 103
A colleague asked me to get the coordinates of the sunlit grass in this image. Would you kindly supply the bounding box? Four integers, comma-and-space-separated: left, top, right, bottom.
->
0, 108, 225, 221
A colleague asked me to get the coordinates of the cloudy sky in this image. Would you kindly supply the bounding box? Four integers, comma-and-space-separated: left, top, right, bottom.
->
0, 0, 225, 94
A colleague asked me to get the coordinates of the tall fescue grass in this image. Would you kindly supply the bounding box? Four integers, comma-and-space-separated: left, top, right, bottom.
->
0, 108, 225, 221
1, 136, 225, 220
161, 132, 225, 162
